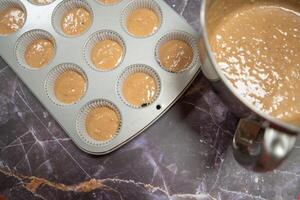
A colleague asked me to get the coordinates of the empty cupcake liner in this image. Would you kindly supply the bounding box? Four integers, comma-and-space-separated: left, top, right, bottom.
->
117, 64, 161, 109
27, 0, 56, 6
121, 0, 163, 38
95, 0, 122, 6
45, 63, 88, 106
15, 29, 56, 70
0, 0, 27, 36
76, 99, 122, 146
52, 0, 93, 37
84, 30, 126, 72
155, 31, 199, 73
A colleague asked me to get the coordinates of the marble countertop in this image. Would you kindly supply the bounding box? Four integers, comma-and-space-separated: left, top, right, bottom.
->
0, 0, 299, 199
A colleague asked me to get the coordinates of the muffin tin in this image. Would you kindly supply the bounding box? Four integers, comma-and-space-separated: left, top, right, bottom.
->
0, 0, 201, 154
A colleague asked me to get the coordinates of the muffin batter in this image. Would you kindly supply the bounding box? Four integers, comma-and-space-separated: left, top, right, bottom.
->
91, 39, 123, 70
0, 7, 25, 35
126, 8, 159, 37
98, 0, 120, 5
31, 0, 54, 5
123, 72, 157, 107
54, 70, 86, 104
61, 7, 91, 36
159, 40, 193, 72
25, 39, 54, 68
209, 1, 300, 124
86, 106, 119, 141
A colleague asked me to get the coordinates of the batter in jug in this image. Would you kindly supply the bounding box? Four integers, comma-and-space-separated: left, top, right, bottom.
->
210, 1, 300, 124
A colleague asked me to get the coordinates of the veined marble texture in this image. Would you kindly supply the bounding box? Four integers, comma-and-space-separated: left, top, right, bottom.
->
0, 0, 299, 200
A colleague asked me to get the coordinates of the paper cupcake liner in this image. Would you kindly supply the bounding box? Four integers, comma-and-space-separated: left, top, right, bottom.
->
45, 63, 88, 106
0, 0, 27, 36
84, 30, 126, 72
117, 64, 161, 109
27, 0, 56, 6
121, 0, 163, 38
95, 0, 122, 6
155, 31, 199, 73
76, 99, 122, 146
15, 29, 56, 70
52, 0, 93, 37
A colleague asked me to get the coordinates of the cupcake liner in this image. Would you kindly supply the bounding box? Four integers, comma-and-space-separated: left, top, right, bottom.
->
15, 29, 56, 70
0, 0, 27, 36
52, 0, 93, 37
117, 64, 161, 109
76, 99, 122, 146
45, 63, 88, 106
95, 0, 122, 6
84, 30, 126, 72
27, 0, 56, 6
121, 0, 163, 38
0, 0, 25, 10
155, 31, 199, 73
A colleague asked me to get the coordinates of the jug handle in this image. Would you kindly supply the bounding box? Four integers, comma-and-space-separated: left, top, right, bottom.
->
233, 118, 296, 172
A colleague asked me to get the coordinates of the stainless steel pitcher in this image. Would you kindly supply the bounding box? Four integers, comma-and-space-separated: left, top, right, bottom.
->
198, 0, 299, 172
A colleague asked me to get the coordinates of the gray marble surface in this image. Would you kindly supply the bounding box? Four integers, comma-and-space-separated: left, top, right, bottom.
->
0, 0, 299, 200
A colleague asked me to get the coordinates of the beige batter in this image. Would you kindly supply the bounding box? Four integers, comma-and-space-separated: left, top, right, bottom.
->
126, 8, 159, 37
123, 72, 157, 107
98, 0, 120, 5
91, 39, 123, 70
209, 1, 300, 124
61, 8, 91, 36
159, 40, 193, 72
31, 0, 54, 5
0, 7, 25, 35
86, 106, 120, 141
25, 39, 54, 68
54, 70, 86, 104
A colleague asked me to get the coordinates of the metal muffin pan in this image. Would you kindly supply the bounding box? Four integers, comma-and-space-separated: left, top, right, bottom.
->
0, 0, 201, 154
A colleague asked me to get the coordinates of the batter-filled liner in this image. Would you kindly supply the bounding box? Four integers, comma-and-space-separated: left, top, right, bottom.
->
76, 99, 122, 146
52, 0, 93, 37
0, 0, 26, 36
45, 63, 88, 106
117, 64, 161, 109
121, 0, 163, 38
84, 30, 126, 71
15, 29, 56, 70
155, 31, 199, 73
